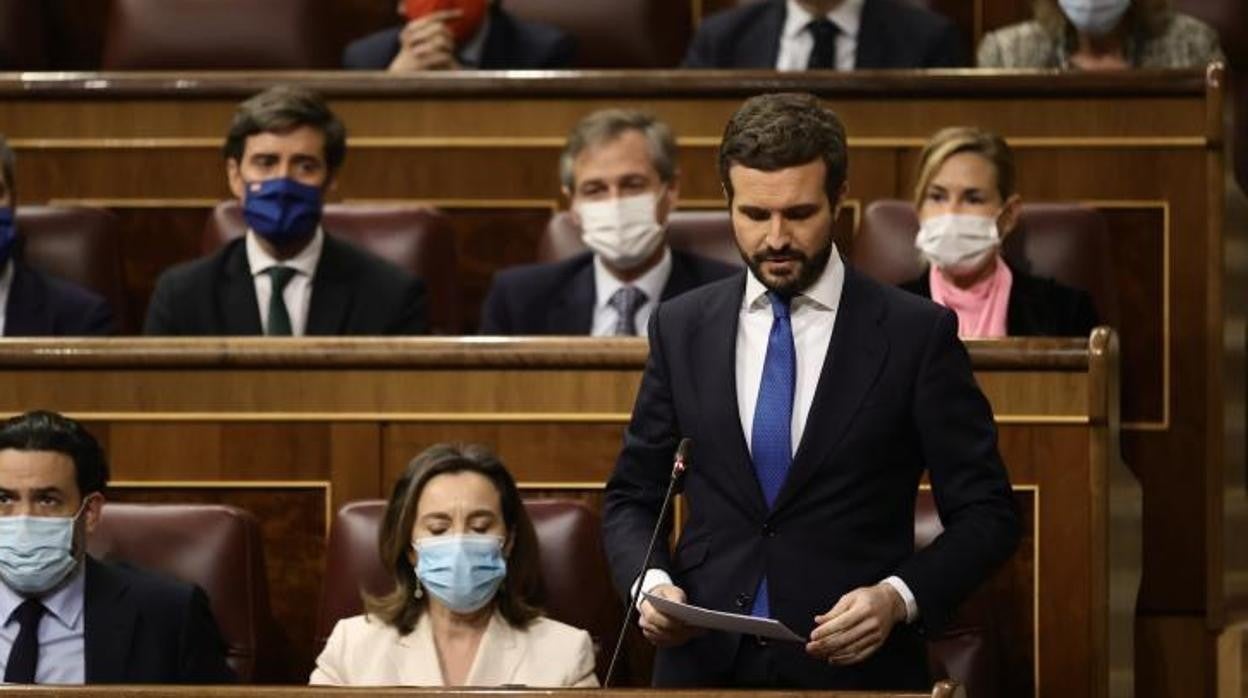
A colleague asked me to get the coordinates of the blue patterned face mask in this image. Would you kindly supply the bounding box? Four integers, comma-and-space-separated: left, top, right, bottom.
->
0, 207, 16, 270
0, 499, 88, 595
413, 534, 507, 613
242, 178, 323, 246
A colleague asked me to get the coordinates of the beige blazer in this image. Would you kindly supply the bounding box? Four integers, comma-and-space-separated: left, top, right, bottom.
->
310, 610, 599, 687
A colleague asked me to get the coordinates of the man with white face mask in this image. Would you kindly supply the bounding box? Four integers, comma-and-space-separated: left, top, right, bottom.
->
479, 109, 736, 335
0, 411, 234, 684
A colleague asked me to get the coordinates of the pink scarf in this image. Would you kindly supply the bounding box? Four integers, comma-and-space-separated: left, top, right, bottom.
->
928, 256, 1013, 338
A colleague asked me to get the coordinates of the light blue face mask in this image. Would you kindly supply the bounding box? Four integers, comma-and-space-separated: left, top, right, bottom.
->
1058, 0, 1130, 37
0, 501, 87, 595
413, 534, 507, 614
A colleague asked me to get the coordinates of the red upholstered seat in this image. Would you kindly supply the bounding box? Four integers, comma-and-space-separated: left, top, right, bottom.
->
18, 206, 130, 332
202, 201, 462, 334
854, 199, 1119, 329
87, 503, 285, 682
505, 0, 691, 67
316, 499, 625, 684
101, 0, 332, 69
537, 210, 744, 267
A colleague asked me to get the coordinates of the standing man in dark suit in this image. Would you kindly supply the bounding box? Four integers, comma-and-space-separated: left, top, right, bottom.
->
0, 136, 114, 336
145, 86, 426, 336
683, 0, 967, 69
343, 0, 575, 71
0, 410, 235, 684
602, 93, 1018, 689
479, 110, 736, 335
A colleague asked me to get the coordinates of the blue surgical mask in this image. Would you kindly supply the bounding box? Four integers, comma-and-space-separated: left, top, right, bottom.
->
242, 178, 323, 246
0, 207, 16, 270
0, 501, 87, 595
1058, 0, 1130, 37
413, 534, 507, 614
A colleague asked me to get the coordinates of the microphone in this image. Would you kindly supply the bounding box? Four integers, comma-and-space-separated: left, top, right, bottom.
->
604, 437, 692, 687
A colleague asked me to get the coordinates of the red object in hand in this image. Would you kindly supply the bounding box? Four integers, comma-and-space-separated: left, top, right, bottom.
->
404, 0, 488, 44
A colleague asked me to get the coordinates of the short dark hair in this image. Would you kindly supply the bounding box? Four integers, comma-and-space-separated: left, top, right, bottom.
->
365, 443, 543, 634
0, 134, 15, 203
718, 92, 848, 206
0, 411, 109, 498
222, 85, 347, 174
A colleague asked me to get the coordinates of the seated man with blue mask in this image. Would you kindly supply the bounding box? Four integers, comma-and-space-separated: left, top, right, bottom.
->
0, 410, 234, 684
0, 136, 114, 337
144, 86, 428, 336
479, 110, 737, 336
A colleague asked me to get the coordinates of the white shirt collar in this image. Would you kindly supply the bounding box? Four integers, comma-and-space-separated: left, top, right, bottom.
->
593, 245, 673, 311
783, 0, 864, 40
0, 556, 85, 631
245, 227, 324, 279
743, 243, 844, 312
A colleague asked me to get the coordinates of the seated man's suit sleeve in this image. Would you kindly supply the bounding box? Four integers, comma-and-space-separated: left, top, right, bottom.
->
896, 308, 1021, 633
178, 586, 238, 683
388, 277, 428, 335
478, 278, 512, 334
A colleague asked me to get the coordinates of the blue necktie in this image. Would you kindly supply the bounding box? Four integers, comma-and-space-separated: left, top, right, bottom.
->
749, 291, 795, 617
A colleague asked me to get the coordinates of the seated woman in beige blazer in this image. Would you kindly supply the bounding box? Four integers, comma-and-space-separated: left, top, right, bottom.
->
311, 443, 598, 687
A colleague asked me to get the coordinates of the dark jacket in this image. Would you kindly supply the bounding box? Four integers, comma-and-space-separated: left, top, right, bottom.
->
683, 0, 968, 69
5, 260, 114, 336
343, 5, 576, 69
603, 267, 1020, 688
84, 557, 236, 684
144, 235, 427, 336
478, 249, 738, 335
900, 264, 1099, 337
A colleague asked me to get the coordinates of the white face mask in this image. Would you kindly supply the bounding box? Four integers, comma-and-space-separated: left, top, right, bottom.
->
915, 213, 1001, 276
576, 192, 667, 271
1058, 0, 1130, 36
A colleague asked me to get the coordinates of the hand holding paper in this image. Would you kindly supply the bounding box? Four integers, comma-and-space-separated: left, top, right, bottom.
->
642, 591, 804, 642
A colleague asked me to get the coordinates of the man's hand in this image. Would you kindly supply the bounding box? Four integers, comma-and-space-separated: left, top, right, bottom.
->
387, 10, 463, 73
805, 583, 906, 665
637, 584, 702, 648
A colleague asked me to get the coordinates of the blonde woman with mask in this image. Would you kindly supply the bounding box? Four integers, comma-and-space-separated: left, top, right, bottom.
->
901, 127, 1098, 338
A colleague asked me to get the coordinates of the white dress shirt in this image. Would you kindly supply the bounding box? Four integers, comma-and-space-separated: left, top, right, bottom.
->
775, 0, 863, 71
0, 564, 86, 684
0, 259, 12, 336
591, 246, 672, 337
641, 247, 919, 623
246, 228, 324, 337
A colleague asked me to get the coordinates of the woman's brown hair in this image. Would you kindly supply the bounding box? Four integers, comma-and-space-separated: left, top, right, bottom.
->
363, 443, 543, 634
1033, 0, 1174, 40
912, 127, 1016, 209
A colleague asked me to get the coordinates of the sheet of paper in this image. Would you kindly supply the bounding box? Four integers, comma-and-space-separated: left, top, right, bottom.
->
642, 591, 805, 642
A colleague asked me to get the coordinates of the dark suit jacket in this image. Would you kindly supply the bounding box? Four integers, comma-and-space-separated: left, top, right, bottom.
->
900, 264, 1099, 337
5, 260, 114, 336
602, 267, 1020, 688
143, 235, 427, 336
84, 557, 235, 684
343, 5, 576, 69
478, 249, 737, 335
682, 0, 968, 69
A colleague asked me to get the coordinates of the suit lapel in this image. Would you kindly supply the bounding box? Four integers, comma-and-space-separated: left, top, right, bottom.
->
306, 236, 352, 336
745, 1, 787, 68
693, 274, 769, 518
3, 263, 46, 336
465, 613, 524, 686
854, 0, 890, 68
660, 250, 698, 301
396, 614, 445, 685
83, 558, 136, 683
219, 240, 263, 335
545, 262, 594, 334
772, 268, 889, 513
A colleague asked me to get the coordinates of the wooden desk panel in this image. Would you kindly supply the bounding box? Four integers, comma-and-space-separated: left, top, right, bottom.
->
0, 335, 1136, 697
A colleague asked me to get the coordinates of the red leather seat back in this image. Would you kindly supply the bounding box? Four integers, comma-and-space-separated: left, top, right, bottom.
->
537, 210, 744, 267
86, 503, 281, 682
505, 0, 691, 67
854, 199, 1118, 329
18, 206, 129, 332
0, 0, 48, 69
101, 0, 332, 69
202, 201, 461, 334
316, 499, 624, 683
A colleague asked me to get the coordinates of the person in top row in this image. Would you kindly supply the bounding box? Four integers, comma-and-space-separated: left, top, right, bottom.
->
903, 126, 1098, 338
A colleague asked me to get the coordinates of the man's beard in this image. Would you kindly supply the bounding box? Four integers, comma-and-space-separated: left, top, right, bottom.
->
741, 238, 834, 296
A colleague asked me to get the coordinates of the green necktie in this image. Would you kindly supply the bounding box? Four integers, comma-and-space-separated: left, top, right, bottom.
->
264, 266, 298, 336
